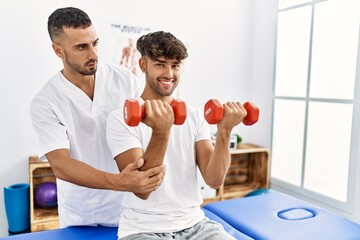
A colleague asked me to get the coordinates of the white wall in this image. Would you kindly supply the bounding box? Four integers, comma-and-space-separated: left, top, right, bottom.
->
0, 0, 99, 236
97, 0, 257, 136
249, 1, 277, 146
0, 0, 277, 237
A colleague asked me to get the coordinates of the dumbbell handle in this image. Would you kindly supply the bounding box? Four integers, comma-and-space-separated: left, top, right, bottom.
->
124, 99, 187, 126
204, 99, 259, 125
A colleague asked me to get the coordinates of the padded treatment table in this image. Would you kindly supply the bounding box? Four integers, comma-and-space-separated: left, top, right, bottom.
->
203, 191, 360, 240
3, 191, 360, 240
1, 211, 250, 240
203, 208, 253, 239
0, 226, 117, 240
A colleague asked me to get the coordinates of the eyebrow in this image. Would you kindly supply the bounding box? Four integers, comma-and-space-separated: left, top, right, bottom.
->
154, 58, 181, 64
74, 38, 99, 47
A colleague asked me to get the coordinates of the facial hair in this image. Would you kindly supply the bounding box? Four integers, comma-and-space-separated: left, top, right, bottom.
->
64, 50, 97, 76
146, 72, 178, 97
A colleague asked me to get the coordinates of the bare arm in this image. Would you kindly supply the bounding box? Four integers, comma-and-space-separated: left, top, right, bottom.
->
46, 148, 166, 194
115, 100, 174, 200
197, 102, 247, 189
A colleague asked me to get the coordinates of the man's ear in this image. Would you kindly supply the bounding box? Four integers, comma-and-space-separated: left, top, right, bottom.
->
139, 57, 146, 73
52, 43, 64, 59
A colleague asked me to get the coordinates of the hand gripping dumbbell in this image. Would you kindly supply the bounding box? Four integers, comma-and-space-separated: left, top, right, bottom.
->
204, 99, 259, 125
124, 99, 187, 126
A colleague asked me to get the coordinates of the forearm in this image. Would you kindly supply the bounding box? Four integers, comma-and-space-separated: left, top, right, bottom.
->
139, 130, 170, 171
114, 150, 166, 200
204, 129, 232, 188
126, 130, 170, 200
125, 135, 169, 199
48, 155, 119, 190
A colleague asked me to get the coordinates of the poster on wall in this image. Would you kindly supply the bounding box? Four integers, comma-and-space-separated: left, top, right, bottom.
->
100, 22, 151, 83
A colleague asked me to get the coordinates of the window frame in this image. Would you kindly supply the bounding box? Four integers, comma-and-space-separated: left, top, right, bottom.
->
271, 0, 360, 217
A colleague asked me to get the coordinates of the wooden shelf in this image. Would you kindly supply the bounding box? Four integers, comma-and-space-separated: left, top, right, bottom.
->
29, 156, 59, 232
203, 143, 270, 203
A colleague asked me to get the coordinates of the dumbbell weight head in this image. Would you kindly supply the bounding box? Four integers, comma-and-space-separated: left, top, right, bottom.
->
204, 99, 224, 124
242, 102, 259, 126
171, 99, 187, 125
124, 99, 144, 126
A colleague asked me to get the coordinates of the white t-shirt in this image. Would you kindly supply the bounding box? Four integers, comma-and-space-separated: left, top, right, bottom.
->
106, 99, 212, 238
30, 63, 142, 227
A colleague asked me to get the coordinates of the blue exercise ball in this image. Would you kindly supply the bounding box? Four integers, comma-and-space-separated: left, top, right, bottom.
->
35, 182, 57, 208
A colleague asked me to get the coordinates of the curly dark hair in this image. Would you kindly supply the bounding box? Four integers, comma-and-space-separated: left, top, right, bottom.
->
136, 31, 188, 61
48, 7, 92, 42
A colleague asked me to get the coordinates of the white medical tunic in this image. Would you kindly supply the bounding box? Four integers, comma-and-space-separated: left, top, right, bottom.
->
30, 63, 142, 227
106, 100, 212, 239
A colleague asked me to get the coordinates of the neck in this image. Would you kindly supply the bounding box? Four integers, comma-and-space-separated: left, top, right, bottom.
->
61, 69, 95, 100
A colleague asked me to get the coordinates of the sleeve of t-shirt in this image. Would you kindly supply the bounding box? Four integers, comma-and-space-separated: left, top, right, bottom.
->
30, 96, 69, 160
106, 108, 142, 159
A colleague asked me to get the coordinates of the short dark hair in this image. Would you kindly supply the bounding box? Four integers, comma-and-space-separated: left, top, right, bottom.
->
48, 7, 92, 42
136, 31, 188, 61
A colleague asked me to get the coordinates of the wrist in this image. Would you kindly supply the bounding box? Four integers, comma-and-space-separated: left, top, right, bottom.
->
216, 128, 232, 138
104, 172, 121, 191
152, 129, 171, 139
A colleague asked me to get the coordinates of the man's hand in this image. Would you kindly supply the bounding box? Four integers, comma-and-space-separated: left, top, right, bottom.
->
142, 100, 174, 134
217, 102, 247, 132
114, 158, 166, 194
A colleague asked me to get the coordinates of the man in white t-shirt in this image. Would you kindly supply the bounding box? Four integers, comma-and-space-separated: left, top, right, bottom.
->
106, 31, 246, 239
30, 7, 165, 227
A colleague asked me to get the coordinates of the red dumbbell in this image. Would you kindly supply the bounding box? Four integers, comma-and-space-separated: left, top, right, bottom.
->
124, 99, 187, 126
204, 99, 259, 125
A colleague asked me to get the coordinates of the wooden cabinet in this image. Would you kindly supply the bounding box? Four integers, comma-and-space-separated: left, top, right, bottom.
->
203, 144, 270, 204
29, 156, 59, 232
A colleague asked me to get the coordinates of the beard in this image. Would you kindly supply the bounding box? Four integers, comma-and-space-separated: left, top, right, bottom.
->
146, 74, 178, 97
64, 52, 97, 76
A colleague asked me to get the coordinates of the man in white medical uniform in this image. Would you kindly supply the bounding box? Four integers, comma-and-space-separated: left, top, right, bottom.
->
106, 31, 245, 239
30, 7, 165, 227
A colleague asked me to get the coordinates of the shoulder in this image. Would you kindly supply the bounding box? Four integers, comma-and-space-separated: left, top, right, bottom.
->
98, 62, 135, 79
30, 73, 63, 120
97, 62, 143, 89
30, 73, 61, 109
107, 107, 130, 132
108, 108, 124, 123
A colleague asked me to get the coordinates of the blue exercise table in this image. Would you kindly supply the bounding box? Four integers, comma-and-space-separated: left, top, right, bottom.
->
203, 191, 360, 240
0, 226, 117, 240
2, 191, 360, 240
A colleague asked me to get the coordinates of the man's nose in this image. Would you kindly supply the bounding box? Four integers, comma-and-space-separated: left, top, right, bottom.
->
163, 66, 173, 78
88, 45, 98, 60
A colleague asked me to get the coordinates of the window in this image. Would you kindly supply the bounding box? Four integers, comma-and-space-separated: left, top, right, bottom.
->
271, 0, 360, 211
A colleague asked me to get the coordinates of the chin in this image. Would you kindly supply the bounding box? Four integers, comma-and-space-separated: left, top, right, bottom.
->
85, 68, 97, 75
